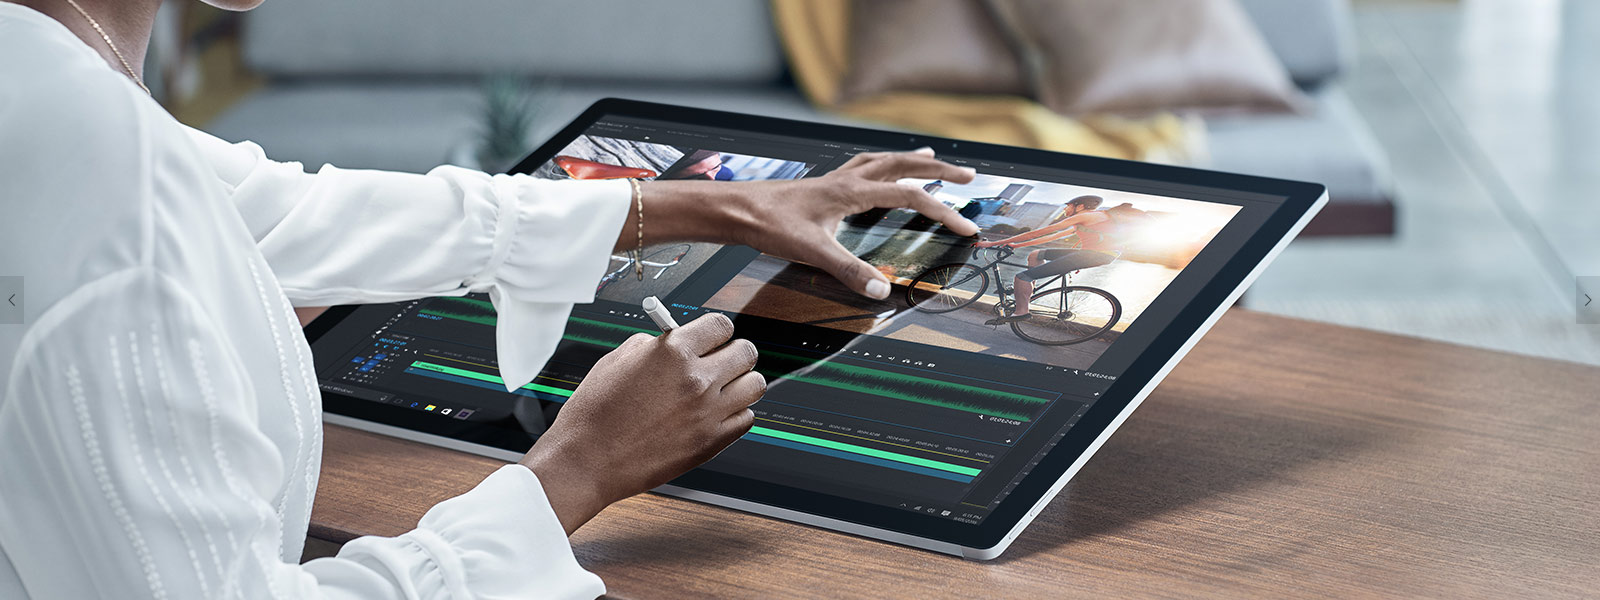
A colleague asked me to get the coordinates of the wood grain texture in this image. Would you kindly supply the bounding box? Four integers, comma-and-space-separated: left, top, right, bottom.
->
311, 310, 1600, 598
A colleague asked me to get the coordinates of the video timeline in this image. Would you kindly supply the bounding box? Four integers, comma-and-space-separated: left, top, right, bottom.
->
315, 293, 1098, 517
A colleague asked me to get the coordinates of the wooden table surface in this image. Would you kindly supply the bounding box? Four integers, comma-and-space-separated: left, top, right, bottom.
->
311, 310, 1600, 598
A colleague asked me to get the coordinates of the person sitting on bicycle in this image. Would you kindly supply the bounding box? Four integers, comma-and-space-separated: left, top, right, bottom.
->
974, 195, 1126, 324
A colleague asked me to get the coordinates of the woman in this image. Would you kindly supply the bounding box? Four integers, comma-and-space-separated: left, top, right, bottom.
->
0, 0, 978, 597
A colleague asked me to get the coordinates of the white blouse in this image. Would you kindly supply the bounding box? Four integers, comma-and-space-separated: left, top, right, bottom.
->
0, 4, 625, 598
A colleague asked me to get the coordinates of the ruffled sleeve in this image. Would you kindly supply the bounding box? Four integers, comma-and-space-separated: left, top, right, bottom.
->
310, 465, 605, 599
183, 127, 631, 389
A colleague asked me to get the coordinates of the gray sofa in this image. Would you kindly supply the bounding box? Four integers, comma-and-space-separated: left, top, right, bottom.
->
206, 0, 1393, 236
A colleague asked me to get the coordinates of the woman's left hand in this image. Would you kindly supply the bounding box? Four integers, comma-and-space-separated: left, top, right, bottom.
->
733, 149, 979, 299
631, 148, 979, 299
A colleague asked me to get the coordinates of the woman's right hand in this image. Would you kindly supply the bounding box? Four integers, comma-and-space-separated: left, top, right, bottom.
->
517, 312, 762, 534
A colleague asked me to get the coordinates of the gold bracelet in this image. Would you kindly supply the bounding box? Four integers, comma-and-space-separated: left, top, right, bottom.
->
630, 178, 645, 281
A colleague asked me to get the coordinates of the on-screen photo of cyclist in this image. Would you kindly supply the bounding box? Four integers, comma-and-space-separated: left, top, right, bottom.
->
973, 196, 1152, 327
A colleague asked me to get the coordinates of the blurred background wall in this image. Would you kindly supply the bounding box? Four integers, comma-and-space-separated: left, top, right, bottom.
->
152, 0, 1597, 366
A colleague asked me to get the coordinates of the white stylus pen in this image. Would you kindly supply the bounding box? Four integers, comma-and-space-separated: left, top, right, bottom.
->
642, 296, 680, 332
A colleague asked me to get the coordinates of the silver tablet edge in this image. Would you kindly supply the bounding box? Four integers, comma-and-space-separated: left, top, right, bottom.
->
322, 189, 1329, 562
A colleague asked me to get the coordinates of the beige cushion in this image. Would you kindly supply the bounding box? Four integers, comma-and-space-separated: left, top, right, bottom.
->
987, 0, 1307, 115
837, 0, 1030, 104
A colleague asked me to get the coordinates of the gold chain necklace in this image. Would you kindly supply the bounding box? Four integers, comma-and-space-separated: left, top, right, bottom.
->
61, 0, 153, 96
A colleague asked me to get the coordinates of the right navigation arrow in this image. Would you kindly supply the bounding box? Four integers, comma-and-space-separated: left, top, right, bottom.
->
1587, 294, 1593, 307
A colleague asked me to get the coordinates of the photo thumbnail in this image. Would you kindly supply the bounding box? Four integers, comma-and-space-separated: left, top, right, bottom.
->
530, 134, 684, 181
659, 149, 816, 181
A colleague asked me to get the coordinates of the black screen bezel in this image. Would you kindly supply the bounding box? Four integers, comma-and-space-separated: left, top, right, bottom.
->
308, 98, 1324, 551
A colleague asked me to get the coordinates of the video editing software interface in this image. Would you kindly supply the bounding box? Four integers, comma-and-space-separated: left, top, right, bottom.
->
311, 116, 1286, 525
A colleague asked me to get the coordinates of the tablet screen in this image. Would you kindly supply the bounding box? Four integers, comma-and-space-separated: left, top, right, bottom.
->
309, 113, 1287, 529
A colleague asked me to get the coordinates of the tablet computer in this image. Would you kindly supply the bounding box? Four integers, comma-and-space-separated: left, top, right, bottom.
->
306, 98, 1325, 559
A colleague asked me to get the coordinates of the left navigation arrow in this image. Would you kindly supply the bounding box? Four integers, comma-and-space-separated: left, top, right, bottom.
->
0, 277, 19, 324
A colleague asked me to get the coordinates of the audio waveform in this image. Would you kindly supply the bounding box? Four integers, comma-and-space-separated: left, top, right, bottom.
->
758, 351, 1052, 421
417, 297, 653, 349
417, 296, 498, 326
765, 373, 1035, 422
568, 316, 655, 337
415, 297, 1053, 420
762, 351, 1049, 407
